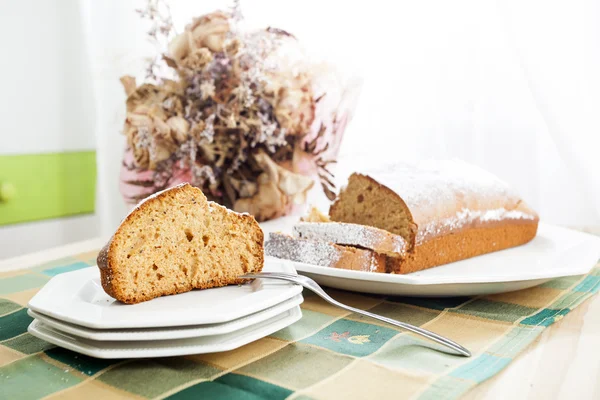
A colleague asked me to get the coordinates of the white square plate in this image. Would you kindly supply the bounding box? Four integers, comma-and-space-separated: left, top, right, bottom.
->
27, 294, 303, 341
262, 219, 600, 297
28, 258, 303, 329
28, 307, 301, 359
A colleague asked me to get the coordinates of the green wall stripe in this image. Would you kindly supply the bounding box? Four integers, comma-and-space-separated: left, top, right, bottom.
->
0, 151, 96, 226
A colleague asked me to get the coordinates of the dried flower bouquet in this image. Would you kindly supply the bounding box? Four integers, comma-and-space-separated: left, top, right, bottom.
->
119, 1, 357, 221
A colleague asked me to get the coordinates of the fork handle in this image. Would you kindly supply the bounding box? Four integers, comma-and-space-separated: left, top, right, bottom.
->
243, 272, 471, 357
328, 300, 470, 357
278, 274, 470, 357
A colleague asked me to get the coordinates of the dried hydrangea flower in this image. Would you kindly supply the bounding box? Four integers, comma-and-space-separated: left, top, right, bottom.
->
232, 84, 254, 107
168, 11, 231, 67
198, 114, 216, 143
166, 116, 189, 144
233, 151, 314, 221
199, 79, 216, 100
120, 78, 187, 170
273, 72, 315, 136
180, 48, 213, 71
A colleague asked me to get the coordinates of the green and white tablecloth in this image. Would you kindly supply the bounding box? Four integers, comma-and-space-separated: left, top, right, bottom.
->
1, 249, 599, 400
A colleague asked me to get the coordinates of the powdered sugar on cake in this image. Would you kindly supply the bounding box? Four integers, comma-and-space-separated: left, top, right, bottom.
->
293, 222, 407, 255
367, 253, 380, 272
417, 207, 537, 244
265, 233, 341, 267
364, 160, 515, 210
362, 159, 538, 242
266, 233, 383, 272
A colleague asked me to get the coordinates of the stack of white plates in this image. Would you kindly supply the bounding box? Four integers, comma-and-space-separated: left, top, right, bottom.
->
27, 259, 303, 359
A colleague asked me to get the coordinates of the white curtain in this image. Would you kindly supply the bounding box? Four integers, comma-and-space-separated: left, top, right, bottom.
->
81, 0, 600, 234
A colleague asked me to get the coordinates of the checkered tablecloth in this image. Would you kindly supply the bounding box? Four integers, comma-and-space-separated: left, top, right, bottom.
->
1, 250, 599, 400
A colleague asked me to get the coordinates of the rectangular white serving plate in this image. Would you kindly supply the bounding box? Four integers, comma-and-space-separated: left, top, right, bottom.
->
28, 307, 301, 359
264, 222, 600, 297
28, 258, 303, 329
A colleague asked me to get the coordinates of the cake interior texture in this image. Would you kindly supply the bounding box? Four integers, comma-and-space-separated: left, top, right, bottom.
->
330, 174, 417, 244
102, 185, 264, 303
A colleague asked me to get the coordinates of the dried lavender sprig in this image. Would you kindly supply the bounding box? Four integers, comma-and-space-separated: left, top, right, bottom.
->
137, 0, 177, 80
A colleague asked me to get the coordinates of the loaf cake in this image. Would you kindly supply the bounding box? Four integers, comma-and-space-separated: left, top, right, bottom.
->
97, 183, 264, 304
265, 232, 399, 273
329, 160, 539, 273
293, 222, 408, 258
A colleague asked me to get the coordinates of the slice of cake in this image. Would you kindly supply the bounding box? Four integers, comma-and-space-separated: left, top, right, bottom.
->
97, 183, 264, 304
265, 232, 399, 273
293, 222, 408, 258
329, 160, 539, 273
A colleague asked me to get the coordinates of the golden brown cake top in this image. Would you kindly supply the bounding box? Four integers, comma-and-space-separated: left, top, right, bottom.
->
358, 159, 539, 244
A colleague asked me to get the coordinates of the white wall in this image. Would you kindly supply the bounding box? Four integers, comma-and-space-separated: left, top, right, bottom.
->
0, 0, 99, 258
0, 0, 96, 154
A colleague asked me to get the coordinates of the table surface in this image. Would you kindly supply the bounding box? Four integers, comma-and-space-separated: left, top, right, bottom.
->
1, 235, 599, 400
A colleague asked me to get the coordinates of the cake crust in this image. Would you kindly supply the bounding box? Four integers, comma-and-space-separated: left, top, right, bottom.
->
97, 184, 264, 304
398, 221, 538, 273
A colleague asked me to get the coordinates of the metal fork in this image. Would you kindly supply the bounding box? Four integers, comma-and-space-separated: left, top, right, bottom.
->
241, 271, 471, 357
